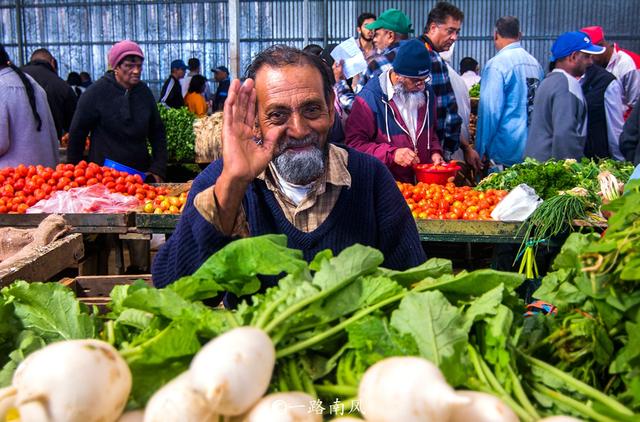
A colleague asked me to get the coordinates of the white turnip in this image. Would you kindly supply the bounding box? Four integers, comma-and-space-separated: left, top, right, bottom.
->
358, 356, 469, 422
0, 386, 17, 420
118, 410, 145, 422
190, 327, 275, 416
12, 339, 131, 422
144, 372, 217, 422
449, 391, 518, 422
242, 392, 321, 422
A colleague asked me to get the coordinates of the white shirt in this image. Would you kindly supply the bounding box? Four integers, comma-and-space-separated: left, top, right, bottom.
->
607, 46, 640, 110
461, 71, 481, 90
446, 67, 471, 143
384, 71, 419, 146
270, 163, 313, 206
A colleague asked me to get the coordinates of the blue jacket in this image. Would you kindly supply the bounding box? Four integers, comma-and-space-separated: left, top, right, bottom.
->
476, 42, 544, 166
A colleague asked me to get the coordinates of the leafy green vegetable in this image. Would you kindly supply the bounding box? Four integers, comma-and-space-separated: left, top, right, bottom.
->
186, 234, 307, 297
469, 82, 480, 98
0, 281, 99, 387
477, 158, 634, 200
391, 291, 469, 385
0, 229, 637, 420
523, 185, 640, 411
3, 280, 96, 341
157, 105, 196, 162
346, 315, 418, 368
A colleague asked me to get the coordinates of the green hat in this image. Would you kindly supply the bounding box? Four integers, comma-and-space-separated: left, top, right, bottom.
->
365, 9, 414, 34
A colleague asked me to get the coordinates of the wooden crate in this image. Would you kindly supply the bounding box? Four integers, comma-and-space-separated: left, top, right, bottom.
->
0, 233, 84, 287
59, 274, 152, 310
0, 212, 134, 234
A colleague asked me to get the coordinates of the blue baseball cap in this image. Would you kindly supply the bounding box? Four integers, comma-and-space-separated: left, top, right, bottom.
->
170, 59, 187, 70
550, 31, 606, 61
392, 39, 431, 78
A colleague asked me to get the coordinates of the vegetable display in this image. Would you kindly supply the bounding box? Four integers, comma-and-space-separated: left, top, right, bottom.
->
0, 162, 168, 213
524, 180, 640, 413
397, 181, 507, 220
1, 221, 637, 420
469, 83, 480, 98
477, 158, 633, 251
476, 158, 633, 200
157, 105, 196, 163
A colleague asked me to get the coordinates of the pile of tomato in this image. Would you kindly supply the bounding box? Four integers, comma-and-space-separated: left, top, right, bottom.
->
397, 182, 508, 220
0, 162, 169, 214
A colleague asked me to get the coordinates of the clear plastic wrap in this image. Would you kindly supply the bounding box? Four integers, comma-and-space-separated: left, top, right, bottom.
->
26, 184, 142, 214
490, 184, 542, 222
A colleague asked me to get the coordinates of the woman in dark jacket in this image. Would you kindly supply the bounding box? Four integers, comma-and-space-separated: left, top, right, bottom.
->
67, 40, 167, 181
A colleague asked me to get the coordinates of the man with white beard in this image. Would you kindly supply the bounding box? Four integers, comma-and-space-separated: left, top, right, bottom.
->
346, 39, 443, 183
152, 45, 427, 292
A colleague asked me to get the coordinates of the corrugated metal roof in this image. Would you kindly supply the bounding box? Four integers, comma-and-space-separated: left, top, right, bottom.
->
1, 0, 639, 97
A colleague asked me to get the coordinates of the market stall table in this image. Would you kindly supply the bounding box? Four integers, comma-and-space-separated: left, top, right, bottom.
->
0, 213, 133, 274
415, 219, 524, 243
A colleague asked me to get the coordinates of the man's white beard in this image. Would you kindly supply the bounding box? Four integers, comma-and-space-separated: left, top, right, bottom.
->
394, 83, 426, 110
272, 134, 328, 185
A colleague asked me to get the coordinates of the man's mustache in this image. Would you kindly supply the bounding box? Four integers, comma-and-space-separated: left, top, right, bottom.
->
275, 135, 321, 155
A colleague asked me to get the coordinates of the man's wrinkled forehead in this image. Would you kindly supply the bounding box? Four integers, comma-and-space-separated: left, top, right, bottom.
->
254, 64, 326, 107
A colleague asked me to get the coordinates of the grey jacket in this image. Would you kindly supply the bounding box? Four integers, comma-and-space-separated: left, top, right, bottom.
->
620, 100, 640, 165
525, 70, 587, 161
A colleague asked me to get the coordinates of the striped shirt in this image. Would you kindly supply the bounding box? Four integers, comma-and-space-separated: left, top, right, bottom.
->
419, 35, 462, 156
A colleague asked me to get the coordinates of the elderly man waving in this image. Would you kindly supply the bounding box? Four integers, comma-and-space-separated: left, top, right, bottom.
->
346, 39, 443, 183
152, 45, 426, 289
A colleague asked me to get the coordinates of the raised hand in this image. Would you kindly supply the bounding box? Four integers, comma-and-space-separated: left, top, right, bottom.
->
221, 78, 276, 183
214, 78, 278, 235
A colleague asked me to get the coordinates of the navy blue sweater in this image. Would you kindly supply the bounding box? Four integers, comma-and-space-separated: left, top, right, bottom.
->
151, 147, 426, 288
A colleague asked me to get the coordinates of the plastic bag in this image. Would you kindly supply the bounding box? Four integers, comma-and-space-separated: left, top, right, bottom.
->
490, 183, 542, 222
27, 184, 142, 214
